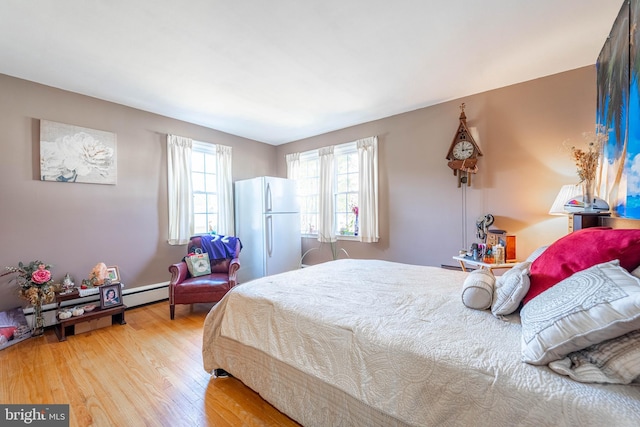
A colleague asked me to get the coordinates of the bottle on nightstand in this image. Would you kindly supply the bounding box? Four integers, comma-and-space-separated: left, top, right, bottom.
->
494, 244, 505, 264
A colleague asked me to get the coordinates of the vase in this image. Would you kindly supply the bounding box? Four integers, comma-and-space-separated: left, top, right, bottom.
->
31, 297, 45, 336
583, 178, 595, 211
354, 216, 359, 236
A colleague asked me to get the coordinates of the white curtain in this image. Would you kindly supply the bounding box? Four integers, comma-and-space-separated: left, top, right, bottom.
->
216, 144, 234, 236
318, 146, 335, 243
358, 136, 379, 242
286, 152, 300, 180
167, 134, 193, 245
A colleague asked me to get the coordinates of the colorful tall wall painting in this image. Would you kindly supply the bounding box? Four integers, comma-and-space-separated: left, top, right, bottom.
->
597, 0, 640, 218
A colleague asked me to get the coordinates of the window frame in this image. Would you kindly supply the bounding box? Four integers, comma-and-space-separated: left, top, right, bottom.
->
297, 150, 320, 236
191, 141, 219, 235
334, 143, 359, 237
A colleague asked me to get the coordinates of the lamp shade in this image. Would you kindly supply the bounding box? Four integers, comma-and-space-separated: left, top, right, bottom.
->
549, 184, 582, 215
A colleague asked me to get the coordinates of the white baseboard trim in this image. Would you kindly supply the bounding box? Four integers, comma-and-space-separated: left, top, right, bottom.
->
24, 281, 169, 328
121, 281, 169, 308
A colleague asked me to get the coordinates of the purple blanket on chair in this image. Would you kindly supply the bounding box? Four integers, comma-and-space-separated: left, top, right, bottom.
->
199, 235, 240, 259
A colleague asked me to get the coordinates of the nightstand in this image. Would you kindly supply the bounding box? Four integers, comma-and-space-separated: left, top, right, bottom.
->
568, 212, 611, 232
452, 255, 518, 273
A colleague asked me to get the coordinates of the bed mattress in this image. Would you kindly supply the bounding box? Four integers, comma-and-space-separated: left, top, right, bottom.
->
202, 259, 640, 426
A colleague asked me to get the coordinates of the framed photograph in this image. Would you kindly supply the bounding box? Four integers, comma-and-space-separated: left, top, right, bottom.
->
100, 284, 122, 309
106, 266, 120, 284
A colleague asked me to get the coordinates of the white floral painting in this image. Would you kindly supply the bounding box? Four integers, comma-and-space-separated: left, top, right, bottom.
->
40, 120, 117, 185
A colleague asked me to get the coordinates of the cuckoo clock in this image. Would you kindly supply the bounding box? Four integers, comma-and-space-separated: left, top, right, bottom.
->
445, 103, 483, 187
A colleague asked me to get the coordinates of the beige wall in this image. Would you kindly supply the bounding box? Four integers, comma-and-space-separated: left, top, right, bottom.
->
0, 74, 275, 311
0, 66, 595, 311
277, 66, 596, 267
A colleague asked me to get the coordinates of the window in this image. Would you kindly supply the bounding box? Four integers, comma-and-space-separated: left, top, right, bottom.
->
192, 141, 218, 234
334, 144, 359, 236
297, 142, 359, 237
287, 136, 377, 243
297, 152, 320, 234
168, 135, 233, 245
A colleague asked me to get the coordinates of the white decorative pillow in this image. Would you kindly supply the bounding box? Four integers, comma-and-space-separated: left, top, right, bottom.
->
521, 260, 640, 365
491, 262, 530, 317
548, 329, 640, 384
461, 269, 495, 310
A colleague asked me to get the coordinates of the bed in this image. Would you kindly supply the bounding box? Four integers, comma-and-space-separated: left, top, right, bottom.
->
202, 220, 640, 427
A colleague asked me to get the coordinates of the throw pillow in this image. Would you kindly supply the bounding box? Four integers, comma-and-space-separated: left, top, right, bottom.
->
461, 269, 495, 310
491, 262, 531, 316
0, 326, 17, 340
524, 228, 640, 304
548, 329, 640, 384
521, 260, 640, 365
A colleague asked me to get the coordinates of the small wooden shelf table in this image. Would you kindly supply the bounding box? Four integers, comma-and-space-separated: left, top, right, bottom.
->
54, 305, 126, 341
53, 289, 126, 341
452, 255, 518, 273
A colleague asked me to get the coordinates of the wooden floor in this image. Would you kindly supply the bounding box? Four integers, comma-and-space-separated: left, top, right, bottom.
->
0, 301, 300, 427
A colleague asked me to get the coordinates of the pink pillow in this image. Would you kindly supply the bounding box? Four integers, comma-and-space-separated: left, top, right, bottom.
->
0, 326, 17, 340
524, 228, 640, 304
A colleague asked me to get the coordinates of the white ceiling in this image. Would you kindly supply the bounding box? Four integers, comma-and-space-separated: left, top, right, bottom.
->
0, 1, 623, 145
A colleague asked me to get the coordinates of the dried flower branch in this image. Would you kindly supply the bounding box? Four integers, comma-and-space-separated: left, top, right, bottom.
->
565, 125, 608, 183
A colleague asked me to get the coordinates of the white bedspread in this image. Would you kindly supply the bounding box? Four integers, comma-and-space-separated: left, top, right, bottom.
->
205, 259, 640, 426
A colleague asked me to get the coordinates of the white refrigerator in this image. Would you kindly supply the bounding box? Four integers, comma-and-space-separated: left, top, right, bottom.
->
234, 176, 301, 284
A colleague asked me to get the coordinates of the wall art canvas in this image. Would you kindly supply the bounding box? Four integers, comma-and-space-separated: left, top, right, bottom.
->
40, 120, 117, 185
596, 0, 640, 218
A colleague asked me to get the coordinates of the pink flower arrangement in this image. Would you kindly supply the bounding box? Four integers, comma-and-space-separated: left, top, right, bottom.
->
2, 260, 56, 305
351, 205, 360, 236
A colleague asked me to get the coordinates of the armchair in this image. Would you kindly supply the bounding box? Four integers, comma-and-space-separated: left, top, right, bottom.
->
168, 235, 241, 319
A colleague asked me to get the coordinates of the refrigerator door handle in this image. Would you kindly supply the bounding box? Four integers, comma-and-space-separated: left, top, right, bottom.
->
266, 182, 272, 212
266, 215, 273, 257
